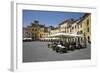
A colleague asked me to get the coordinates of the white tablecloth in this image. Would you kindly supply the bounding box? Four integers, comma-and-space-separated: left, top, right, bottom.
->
57, 45, 65, 48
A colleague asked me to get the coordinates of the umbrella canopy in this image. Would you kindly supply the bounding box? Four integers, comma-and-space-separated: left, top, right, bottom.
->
43, 37, 59, 40
70, 33, 83, 37
49, 33, 83, 38
49, 33, 72, 38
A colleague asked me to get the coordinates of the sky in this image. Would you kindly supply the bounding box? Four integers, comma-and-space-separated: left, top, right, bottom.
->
23, 10, 85, 27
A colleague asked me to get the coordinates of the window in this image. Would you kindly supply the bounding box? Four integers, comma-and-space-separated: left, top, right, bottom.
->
77, 25, 79, 29
77, 31, 79, 34
32, 29, 34, 31
72, 27, 74, 30
32, 33, 34, 36
80, 23, 82, 28
80, 30, 83, 34
26, 32, 28, 34
81, 38, 83, 41
35, 29, 37, 31
70, 29, 71, 33
75, 25, 76, 29
67, 29, 69, 33
87, 19, 89, 26
87, 27, 89, 32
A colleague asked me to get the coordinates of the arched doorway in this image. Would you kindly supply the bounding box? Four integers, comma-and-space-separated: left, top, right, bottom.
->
87, 36, 91, 44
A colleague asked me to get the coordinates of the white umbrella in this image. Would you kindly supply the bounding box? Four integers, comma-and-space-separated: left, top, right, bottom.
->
49, 33, 72, 38
70, 33, 83, 37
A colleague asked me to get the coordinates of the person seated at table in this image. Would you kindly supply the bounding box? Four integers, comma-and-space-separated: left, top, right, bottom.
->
60, 41, 64, 46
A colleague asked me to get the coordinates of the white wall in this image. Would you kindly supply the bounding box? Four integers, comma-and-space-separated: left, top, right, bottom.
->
0, 0, 100, 73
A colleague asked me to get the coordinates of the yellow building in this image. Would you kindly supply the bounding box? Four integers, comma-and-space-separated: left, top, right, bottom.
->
27, 20, 50, 41
28, 21, 48, 41
29, 22, 40, 40
50, 27, 59, 35
58, 19, 76, 42
39, 27, 49, 41
58, 19, 75, 34
43, 32, 49, 38
38, 25, 45, 40
77, 13, 91, 44
50, 14, 91, 44
68, 20, 79, 42
59, 20, 68, 33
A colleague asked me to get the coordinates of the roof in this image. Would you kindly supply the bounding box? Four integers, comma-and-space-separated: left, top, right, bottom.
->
59, 18, 75, 25
77, 13, 91, 24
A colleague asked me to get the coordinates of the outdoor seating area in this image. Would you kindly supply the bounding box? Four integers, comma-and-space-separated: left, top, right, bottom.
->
23, 38, 32, 42
47, 32, 87, 53
48, 41, 87, 53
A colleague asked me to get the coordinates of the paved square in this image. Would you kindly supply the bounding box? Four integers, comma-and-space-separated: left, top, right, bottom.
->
23, 41, 91, 62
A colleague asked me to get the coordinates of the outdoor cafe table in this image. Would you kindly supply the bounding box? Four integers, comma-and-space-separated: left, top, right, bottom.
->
57, 44, 65, 48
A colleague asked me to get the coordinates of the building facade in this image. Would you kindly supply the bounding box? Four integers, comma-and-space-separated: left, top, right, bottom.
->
77, 13, 91, 44
26, 21, 49, 41
23, 27, 32, 39
23, 13, 91, 44
50, 27, 59, 35
49, 13, 91, 44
